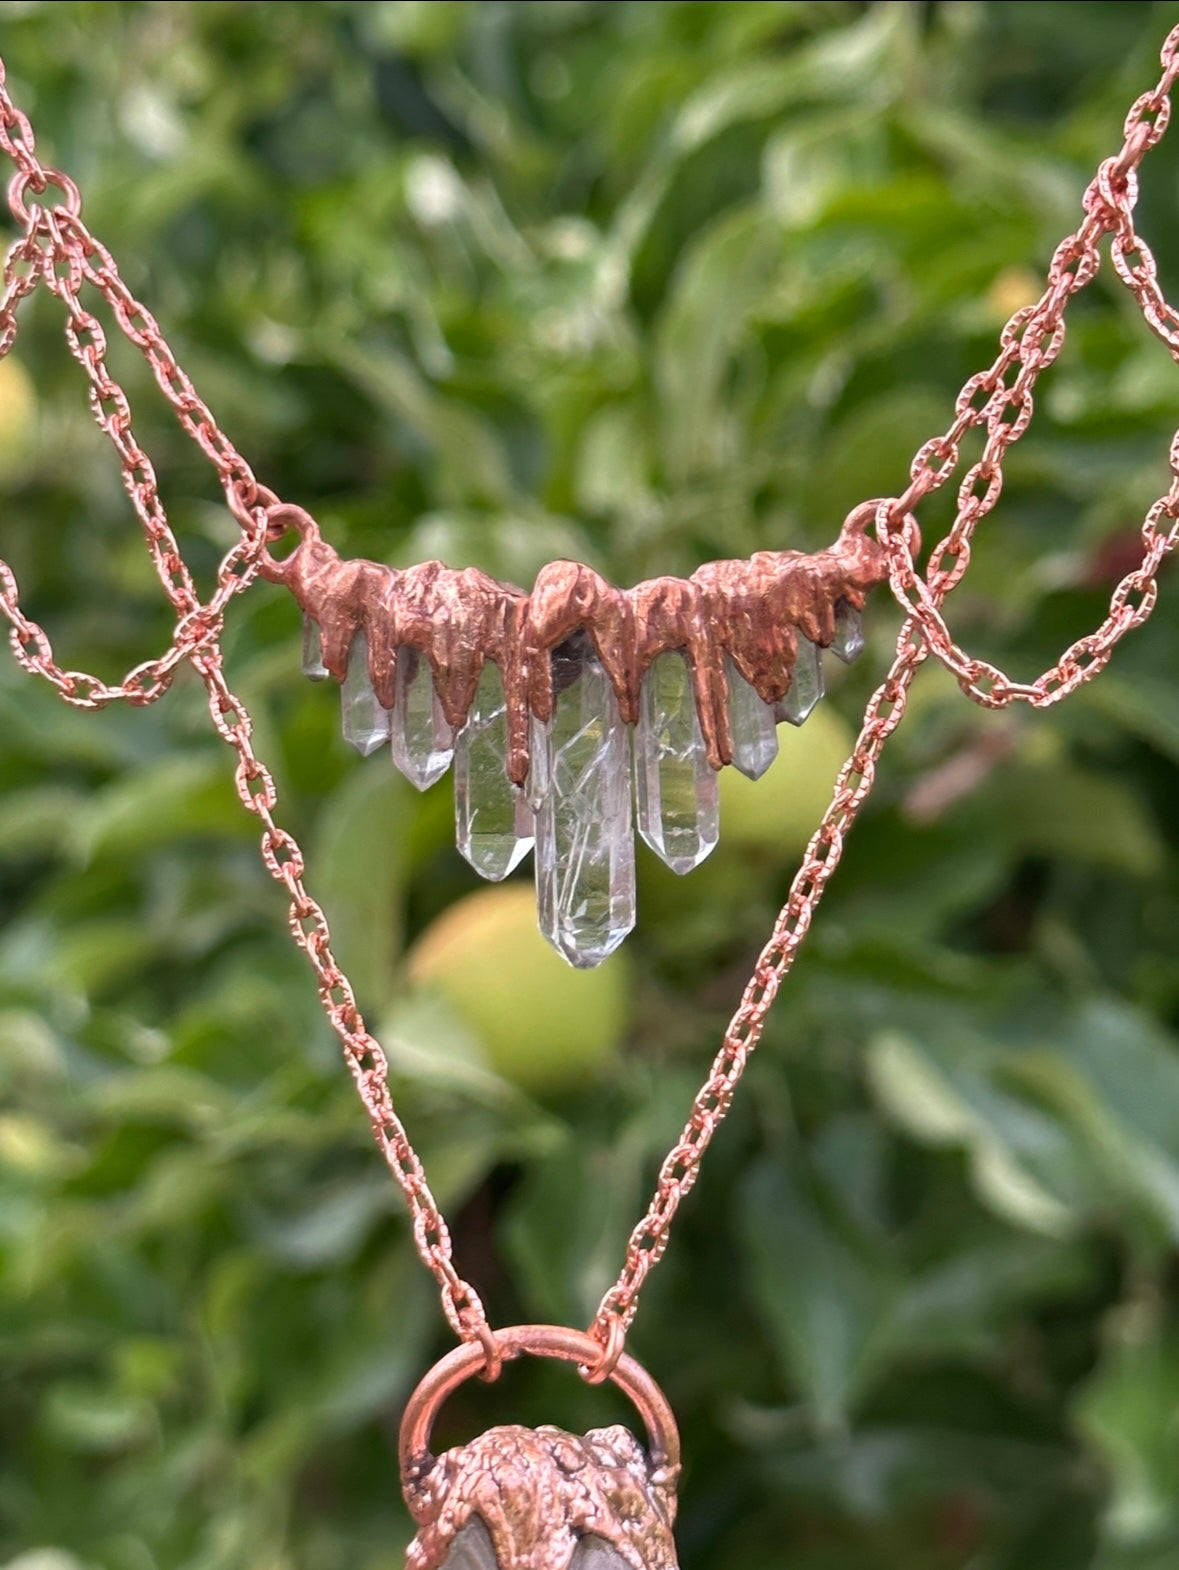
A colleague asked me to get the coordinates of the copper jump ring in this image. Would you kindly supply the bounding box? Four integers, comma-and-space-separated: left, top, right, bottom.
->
8, 167, 81, 226
472, 1317, 504, 1384
578, 1314, 626, 1386
398, 1324, 680, 1491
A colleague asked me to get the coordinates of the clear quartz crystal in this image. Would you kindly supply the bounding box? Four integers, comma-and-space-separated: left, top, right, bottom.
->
774, 636, 825, 727
532, 634, 636, 968
570, 1539, 632, 1568
435, 1520, 634, 1570
635, 651, 719, 873
454, 660, 534, 880
725, 656, 778, 781
438, 1519, 498, 1570
390, 648, 455, 790
301, 616, 328, 681
341, 632, 391, 755
830, 598, 865, 663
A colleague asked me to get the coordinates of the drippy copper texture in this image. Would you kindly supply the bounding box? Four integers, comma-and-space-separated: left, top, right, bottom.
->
399, 1325, 680, 1570
260, 505, 888, 784
404, 1423, 678, 1570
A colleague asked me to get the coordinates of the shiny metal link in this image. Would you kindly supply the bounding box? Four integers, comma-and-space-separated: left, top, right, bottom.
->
0, 54, 489, 1347
588, 23, 1179, 1345
1, 32, 1178, 1368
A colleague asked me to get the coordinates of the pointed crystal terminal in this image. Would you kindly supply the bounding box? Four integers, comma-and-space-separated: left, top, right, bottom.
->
455, 661, 534, 880
532, 634, 636, 968
725, 657, 778, 781
635, 651, 719, 873
341, 633, 391, 755
438, 1519, 498, 1570
774, 637, 824, 727
390, 648, 455, 790
302, 616, 329, 681
830, 598, 865, 664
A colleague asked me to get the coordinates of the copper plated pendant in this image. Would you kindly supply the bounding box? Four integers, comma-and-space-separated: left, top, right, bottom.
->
400, 1326, 680, 1570
261, 502, 887, 783
263, 505, 888, 966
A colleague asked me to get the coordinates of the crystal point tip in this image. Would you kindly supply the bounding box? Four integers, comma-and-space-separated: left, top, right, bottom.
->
391, 648, 455, 790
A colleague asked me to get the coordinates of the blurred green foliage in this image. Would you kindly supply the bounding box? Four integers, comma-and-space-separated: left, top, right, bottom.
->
3, 3, 1179, 1567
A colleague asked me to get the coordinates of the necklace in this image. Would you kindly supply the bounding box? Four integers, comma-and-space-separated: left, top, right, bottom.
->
3, 23, 1179, 1568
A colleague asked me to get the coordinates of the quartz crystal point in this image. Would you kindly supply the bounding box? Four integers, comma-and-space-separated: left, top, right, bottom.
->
390, 648, 455, 790
341, 633, 391, 755
437, 1519, 497, 1570
436, 1522, 629, 1570
830, 598, 865, 663
774, 636, 824, 727
532, 635, 636, 968
725, 657, 778, 781
302, 616, 329, 681
454, 660, 534, 880
635, 651, 719, 872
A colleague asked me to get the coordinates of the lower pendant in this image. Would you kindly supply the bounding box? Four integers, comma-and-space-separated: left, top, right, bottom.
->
400, 1325, 680, 1570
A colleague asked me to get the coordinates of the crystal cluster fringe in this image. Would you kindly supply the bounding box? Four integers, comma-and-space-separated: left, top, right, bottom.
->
265, 507, 885, 968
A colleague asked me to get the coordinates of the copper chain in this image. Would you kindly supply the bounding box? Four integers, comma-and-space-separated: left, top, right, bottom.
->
0, 31, 1177, 1372
0, 56, 491, 1349
586, 29, 1179, 1348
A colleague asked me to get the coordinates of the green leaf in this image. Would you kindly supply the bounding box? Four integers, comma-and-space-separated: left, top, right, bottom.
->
1083, 674, 1179, 766
668, 6, 910, 156
866, 1030, 1076, 1236
740, 1154, 897, 1431
654, 206, 784, 483
311, 761, 413, 1011
1076, 1303, 1179, 1548
71, 755, 255, 862
40, 1382, 156, 1454
984, 764, 1161, 876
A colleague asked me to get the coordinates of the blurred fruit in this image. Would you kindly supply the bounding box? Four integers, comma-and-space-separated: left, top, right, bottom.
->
0, 356, 36, 475
986, 265, 1042, 321
719, 702, 855, 856
406, 882, 630, 1093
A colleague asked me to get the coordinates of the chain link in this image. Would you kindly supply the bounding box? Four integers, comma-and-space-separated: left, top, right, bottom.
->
192, 639, 490, 1343
0, 53, 489, 1346
1, 34, 1179, 1365
588, 23, 1179, 1345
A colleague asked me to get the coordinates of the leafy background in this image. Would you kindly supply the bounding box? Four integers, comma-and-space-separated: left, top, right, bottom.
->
3, 3, 1179, 1568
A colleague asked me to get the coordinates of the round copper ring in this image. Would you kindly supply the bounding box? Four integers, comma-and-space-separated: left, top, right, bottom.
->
398, 1324, 680, 1491
254, 501, 320, 584
8, 168, 82, 226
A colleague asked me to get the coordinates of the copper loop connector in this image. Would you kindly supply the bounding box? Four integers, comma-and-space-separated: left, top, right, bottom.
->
872, 498, 921, 556
262, 500, 318, 551
472, 1318, 504, 1384
225, 475, 272, 527
8, 167, 81, 226
579, 1314, 626, 1386
399, 1324, 681, 1488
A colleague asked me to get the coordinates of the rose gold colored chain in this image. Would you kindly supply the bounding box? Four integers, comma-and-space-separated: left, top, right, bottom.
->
587, 26, 1179, 1347
0, 59, 267, 711
0, 55, 489, 1348
0, 31, 1178, 1372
